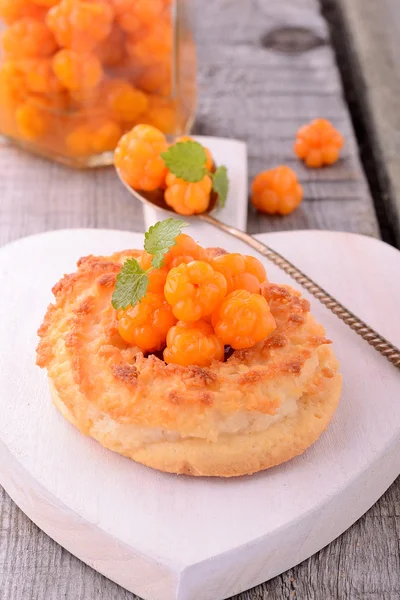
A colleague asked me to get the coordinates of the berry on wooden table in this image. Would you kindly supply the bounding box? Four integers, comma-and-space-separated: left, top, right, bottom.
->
212, 290, 276, 350
117, 292, 176, 352
114, 124, 168, 191
251, 166, 303, 215
164, 320, 224, 367
164, 260, 227, 322
294, 118, 344, 168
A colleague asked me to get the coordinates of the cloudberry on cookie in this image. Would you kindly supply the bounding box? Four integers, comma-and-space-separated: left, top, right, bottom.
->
117, 292, 176, 352
164, 320, 224, 367
165, 260, 227, 322
212, 290, 276, 349
211, 253, 267, 294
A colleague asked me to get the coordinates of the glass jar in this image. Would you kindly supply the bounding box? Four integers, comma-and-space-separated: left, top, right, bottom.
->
0, 0, 196, 167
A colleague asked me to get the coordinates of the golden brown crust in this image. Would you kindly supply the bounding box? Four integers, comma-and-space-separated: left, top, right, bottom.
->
37, 248, 342, 476
50, 345, 341, 477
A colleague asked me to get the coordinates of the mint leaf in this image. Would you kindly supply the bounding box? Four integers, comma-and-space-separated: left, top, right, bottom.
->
112, 258, 149, 310
144, 218, 188, 268
212, 166, 229, 208
161, 141, 207, 182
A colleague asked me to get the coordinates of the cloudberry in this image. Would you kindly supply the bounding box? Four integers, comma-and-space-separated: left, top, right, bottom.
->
106, 80, 149, 123
96, 24, 126, 67
137, 252, 169, 294
113, 0, 165, 33
135, 62, 171, 95
212, 290, 276, 350
114, 124, 168, 191
164, 320, 224, 367
141, 95, 177, 133
0, 61, 28, 105
163, 233, 206, 269
1, 18, 57, 59
91, 121, 122, 153
16, 103, 47, 140
211, 253, 267, 294
32, 0, 60, 6
126, 20, 172, 65
66, 120, 121, 156
117, 293, 176, 352
52, 49, 103, 91
46, 0, 114, 52
165, 174, 212, 216
175, 136, 214, 171
295, 118, 344, 168
0, 0, 45, 24
251, 166, 303, 215
164, 261, 227, 322
23, 58, 63, 95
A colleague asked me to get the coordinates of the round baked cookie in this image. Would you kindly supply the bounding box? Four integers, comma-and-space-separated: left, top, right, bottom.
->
36, 249, 342, 477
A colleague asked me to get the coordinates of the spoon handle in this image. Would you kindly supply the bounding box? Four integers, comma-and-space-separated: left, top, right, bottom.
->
199, 213, 400, 370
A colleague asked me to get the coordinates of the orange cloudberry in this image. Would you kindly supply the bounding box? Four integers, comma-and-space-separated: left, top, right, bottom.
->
32, 0, 60, 6
211, 254, 267, 294
137, 252, 169, 294
212, 290, 276, 350
0, 0, 46, 24
165, 174, 212, 216
164, 320, 224, 367
113, 0, 165, 33
294, 118, 344, 168
251, 166, 303, 215
52, 49, 103, 91
163, 233, 206, 269
126, 20, 172, 65
16, 103, 47, 140
164, 260, 227, 322
135, 62, 171, 95
66, 120, 121, 156
105, 79, 149, 123
114, 124, 168, 191
96, 24, 126, 67
22, 58, 63, 95
117, 293, 176, 352
1, 18, 57, 59
141, 95, 177, 134
46, 0, 114, 52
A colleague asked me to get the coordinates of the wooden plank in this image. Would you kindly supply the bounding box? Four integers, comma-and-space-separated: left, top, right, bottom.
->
322, 0, 400, 244
0, 0, 395, 598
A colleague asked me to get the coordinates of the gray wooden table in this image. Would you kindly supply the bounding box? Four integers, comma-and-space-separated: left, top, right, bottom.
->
0, 1, 399, 599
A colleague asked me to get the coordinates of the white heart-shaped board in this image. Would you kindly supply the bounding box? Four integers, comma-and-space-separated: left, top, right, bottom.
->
0, 228, 399, 600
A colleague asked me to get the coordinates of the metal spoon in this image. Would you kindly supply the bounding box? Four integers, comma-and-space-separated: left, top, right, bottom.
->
117, 170, 400, 369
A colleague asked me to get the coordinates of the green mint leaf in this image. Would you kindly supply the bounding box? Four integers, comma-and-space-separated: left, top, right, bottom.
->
112, 258, 149, 310
144, 218, 188, 268
211, 165, 229, 208
161, 141, 207, 182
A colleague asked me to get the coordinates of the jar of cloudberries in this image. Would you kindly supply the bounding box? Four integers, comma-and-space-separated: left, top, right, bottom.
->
0, 0, 196, 167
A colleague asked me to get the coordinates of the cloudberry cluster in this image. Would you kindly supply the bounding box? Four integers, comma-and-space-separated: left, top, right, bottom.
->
116, 231, 277, 367
115, 129, 216, 216
0, 0, 182, 162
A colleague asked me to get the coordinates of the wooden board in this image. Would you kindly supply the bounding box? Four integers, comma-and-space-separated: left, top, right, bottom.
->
0, 227, 399, 600
324, 0, 400, 244
1, 0, 397, 598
